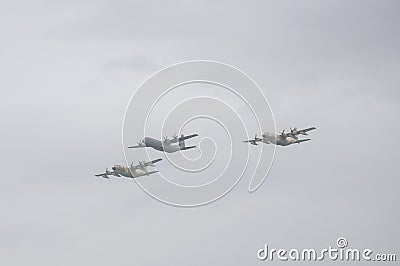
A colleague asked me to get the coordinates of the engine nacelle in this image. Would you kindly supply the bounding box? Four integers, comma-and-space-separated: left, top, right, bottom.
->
179, 134, 185, 149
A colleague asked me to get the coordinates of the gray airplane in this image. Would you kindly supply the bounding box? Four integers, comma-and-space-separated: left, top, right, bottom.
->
95, 158, 162, 179
243, 127, 316, 146
128, 134, 198, 153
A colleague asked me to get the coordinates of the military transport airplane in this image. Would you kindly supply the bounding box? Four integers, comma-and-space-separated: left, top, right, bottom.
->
95, 158, 162, 179
243, 127, 316, 146
128, 134, 198, 153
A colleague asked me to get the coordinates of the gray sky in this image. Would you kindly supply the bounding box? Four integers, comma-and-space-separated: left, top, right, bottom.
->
0, 0, 399, 265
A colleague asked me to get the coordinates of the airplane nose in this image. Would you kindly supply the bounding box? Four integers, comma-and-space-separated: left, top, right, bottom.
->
112, 167, 116, 170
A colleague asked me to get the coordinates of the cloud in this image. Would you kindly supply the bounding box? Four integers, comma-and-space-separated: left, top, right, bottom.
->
1, 0, 399, 265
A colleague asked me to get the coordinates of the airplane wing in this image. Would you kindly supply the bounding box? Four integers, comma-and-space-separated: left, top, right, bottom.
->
146, 170, 159, 176
294, 138, 311, 144
95, 173, 110, 178
297, 127, 316, 135
169, 134, 198, 143
179, 133, 198, 141
141, 158, 163, 167
149, 158, 162, 165
127, 144, 145, 149
95, 170, 121, 178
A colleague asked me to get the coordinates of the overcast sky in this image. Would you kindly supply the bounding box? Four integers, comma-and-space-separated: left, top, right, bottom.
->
0, 0, 399, 265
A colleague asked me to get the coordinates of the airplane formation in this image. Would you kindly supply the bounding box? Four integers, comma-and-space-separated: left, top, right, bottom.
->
95, 127, 316, 179
95, 134, 198, 179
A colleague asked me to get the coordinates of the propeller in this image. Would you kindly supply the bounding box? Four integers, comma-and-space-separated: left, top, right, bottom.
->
105, 168, 112, 176
163, 136, 170, 144
130, 161, 139, 169
134, 161, 141, 169
140, 161, 148, 167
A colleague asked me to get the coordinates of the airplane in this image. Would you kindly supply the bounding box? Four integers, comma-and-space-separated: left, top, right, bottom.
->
95, 158, 162, 179
243, 127, 316, 146
128, 133, 198, 153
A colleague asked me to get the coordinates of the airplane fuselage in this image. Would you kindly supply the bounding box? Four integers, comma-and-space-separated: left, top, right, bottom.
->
262, 132, 300, 146
112, 165, 148, 178
144, 137, 182, 153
